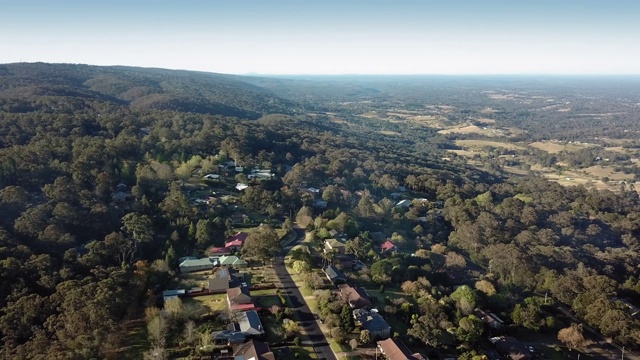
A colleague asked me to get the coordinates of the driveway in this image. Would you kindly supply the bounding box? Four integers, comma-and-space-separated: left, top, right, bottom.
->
274, 227, 337, 360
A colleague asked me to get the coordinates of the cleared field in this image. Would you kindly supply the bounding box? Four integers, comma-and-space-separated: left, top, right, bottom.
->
583, 166, 635, 181
475, 118, 496, 124
438, 125, 484, 134
455, 139, 526, 151
529, 141, 594, 153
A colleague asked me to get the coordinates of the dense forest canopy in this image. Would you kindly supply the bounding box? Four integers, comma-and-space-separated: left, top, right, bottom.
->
0, 63, 639, 359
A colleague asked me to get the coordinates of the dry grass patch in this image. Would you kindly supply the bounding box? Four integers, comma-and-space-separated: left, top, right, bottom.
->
184, 293, 227, 314
380, 130, 400, 136
439, 125, 484, 134
455, 139, 526, 151
475, 118, 496, 124
583, 166, 635, 181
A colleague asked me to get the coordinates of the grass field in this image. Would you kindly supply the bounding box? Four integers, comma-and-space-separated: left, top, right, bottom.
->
529, 141, 594, 153
448, 149, 478, 157
120, 319, 148, 359
582, 165, 635, 181
455, 139, 526, 151
184, 294, 227, 314
283, 346, 319, 360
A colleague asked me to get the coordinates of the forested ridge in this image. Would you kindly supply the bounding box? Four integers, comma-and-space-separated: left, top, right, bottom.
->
0, 64, 639, 359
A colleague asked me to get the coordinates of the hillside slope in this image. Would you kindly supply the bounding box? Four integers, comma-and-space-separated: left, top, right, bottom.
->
0, 63, 297, 118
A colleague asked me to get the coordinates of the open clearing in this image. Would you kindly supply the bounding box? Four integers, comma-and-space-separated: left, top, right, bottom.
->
475, 118, 496, 124
448, 149, 477, 157
529, 141, 594, 153
455, 139, 526, 151
582, 166, 635, 181
438, 125, 485, 135
379, 130, 400, 136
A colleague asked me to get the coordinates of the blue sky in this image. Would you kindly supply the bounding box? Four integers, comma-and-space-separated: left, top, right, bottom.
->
1, 0, 639, 74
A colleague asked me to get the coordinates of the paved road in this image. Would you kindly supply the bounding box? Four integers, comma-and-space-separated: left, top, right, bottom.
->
274, 227, 337, 360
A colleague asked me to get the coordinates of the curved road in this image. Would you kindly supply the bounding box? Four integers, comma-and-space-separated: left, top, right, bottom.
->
275, 227, 337, 360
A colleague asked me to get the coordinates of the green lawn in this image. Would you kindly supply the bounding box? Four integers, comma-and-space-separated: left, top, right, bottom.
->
252, 288, 280, 296
184, 294, 227, 313
255, 295, 283, 308
365, 288, 409, 304
283, 346, 319, 360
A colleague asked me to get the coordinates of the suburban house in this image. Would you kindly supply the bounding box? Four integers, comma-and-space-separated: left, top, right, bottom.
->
323, 265, 347, 285
218, 255, 248, 269
474, 308, 505, 329
211, 329, 246, 345
207, 246, 232, 256
179, 257, 218, 273
338, 284, 372, 309
230, 310, 265, 336
233, 340, 275, 360
227, 285, 255, 311
355, 309, 391, 340
380, 240, 397, 253
208, 267, 243, 293
324, 238, 346, 254
225, 231, 249, 252
490, 337, 532, 360
377, 338, 427, 360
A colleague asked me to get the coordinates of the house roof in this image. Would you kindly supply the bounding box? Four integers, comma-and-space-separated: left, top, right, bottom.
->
323, 265, 346, 282
179, 257, 218, 268
237, 310, 264, 335
360, 311, 391, 332
162, 289, 186, 297
226, 232, 249, 244
209, 277, 230, 292
226, 239, 244, 248
227, 286, 252, 305
211, 329, 246, 343
233, 340, 275, 360
377, 338, 426, 360
208, 247, 232, 255
395, 199, 412, 208
219, 255, 244, 266
491, 337, 531, 360
381, 240, 396, 252
236, 183, 249, 191
338, 284, 372, 309
325, 238, 346, 249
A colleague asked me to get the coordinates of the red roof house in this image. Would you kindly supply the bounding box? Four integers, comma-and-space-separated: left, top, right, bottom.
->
381, 240, 397, 253
225, 232, 249, 251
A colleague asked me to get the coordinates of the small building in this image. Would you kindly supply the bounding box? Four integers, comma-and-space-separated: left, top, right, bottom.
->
236, 183, 249, 191
338, 284, 372, 309
380, 240, 397, 253
474, 308, 505, 329
227, 285, 254, 311
323, 265, 347, 285
211, 329, 246, 345
162, 289, 186, 303
356, 309, 391, 340
208, 267, 243, 293
231, 310, 265, 336
179, 257, 218, 273
204, 174, 220, 180
324, 238, 346, 254
395, 200, 412, 208
377, 338, 427, 360
233, 340, 275, 360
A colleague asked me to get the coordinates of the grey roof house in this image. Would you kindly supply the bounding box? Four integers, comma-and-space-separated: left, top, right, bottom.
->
323, 265, 347, 284
230, 310, 264, 336
356, 309, 391, 340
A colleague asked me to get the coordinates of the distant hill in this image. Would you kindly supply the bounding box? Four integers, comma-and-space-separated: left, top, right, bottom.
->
0, 62, 298, 118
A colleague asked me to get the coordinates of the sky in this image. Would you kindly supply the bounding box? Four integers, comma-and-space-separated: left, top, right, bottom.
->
1, 0, 639, 75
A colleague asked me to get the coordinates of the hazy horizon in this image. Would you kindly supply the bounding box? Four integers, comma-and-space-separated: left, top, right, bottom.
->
2, 0, 639, 75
